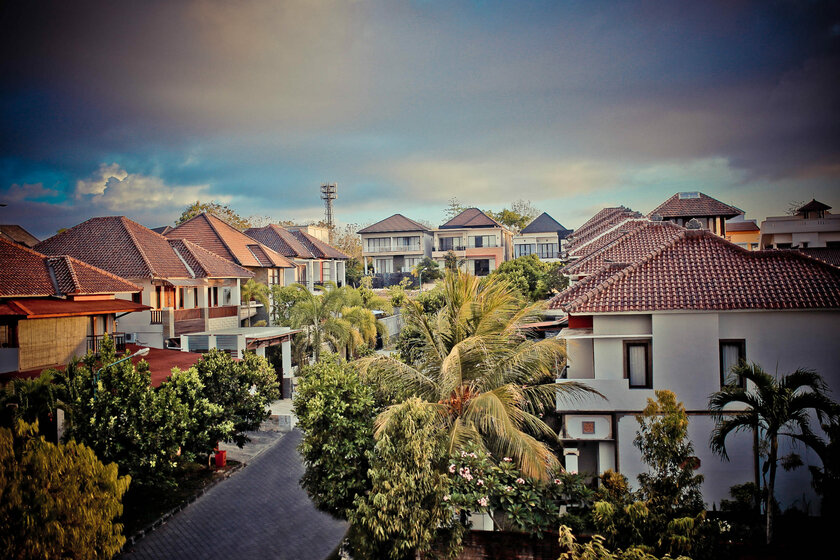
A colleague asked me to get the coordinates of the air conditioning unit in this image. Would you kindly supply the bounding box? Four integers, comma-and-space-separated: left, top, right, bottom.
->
125, 333, 137, 344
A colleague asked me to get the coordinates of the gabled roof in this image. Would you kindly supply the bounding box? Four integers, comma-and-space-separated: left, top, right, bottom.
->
568, 209, 643, 256
725, 219, 759, 232
440, 208, 503, 229
151, 225, 173, 235
1, 238, 140, 297
565, 221, 685, 276
167, 238, 253, 279
0, 224, 39, 247
797, 199, 831, 213
165, 213, 294, 269
649, 192, 742, 219
520, 212, 571, 235
549, 230, 840, 313
357, 214, 430, 234
36, 216, 192, 279
795, 247, 840, 268
245, 224, 316, 259
572, 207, 629, 239
289, 230, 349, 260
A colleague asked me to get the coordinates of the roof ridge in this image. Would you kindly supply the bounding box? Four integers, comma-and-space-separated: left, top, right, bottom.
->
566, 220, 654, 273
64, 253, 142, 292
201, 213, 243, 266
119, 216, 158, 278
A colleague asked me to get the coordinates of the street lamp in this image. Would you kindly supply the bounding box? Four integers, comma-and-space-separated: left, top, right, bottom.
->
93, 347, 150, 398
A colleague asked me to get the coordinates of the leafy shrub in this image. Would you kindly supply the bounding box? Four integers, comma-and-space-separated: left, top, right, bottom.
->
0, 420, 130, 559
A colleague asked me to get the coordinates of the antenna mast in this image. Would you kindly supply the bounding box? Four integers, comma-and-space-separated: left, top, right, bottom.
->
320, 182, 337, 229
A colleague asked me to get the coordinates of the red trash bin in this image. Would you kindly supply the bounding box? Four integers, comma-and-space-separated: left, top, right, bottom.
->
215, 449, 227, 467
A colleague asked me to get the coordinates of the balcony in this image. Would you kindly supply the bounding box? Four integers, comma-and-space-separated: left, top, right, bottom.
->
87, 332, 126, 353
435, 245, 466, 252
364, 245, 422, 253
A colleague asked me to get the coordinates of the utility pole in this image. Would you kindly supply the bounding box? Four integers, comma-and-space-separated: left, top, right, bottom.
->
320, 183, 337, 231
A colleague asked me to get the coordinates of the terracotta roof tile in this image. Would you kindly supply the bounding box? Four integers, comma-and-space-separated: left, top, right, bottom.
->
571, 207, 628, 239
724, 220, 759, 232
165, 213, 294, 268
245, 225, 315, 258
167, 238, 253, 278
439, 208, 503, 229
358, 214, 431, 234
649, 192, 742, 219
36, 216, 192, 279
568, 211, 643, 255
794, 247, 840, 267
549, 230, 840, 313
0, 224, 40, 247
290, 230, 349, 260
1, 238, 140, 297
0, 298, 148, 318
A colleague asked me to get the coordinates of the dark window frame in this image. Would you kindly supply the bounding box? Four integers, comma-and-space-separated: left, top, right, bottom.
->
623, 340, 652, 389
719, 339, 746, 388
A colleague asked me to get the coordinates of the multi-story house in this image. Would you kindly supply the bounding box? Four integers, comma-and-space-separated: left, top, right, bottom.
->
760, 199, 840, 250
245, 224, 349, 289
164, 213, 296, 325
546, 225, 840, 509
513, 212, 572, 262
724, 218, 760, 250
35, 216, 253, 349
358, 214, 433, 276
648, 191, 742, 236
1, 238, 148, 377
432, 208, 513, 276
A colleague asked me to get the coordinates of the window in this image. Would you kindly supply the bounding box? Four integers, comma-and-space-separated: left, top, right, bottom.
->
470, 235, 494, 248
624, 341, 651, 388
0, 324, 16, 348
537, 243, 558, 259
720, 340, 746, 387
367, 237, 391, 252
132, 292, 142, 304
178, 287, 185, 309
775, 243, 792, 249
375, 258, 393, 274
515, 244, 534, 257
439, 237, 460, 251
395, 236, 420, 251
474, 259, 490, 276
211, 287, 219, 307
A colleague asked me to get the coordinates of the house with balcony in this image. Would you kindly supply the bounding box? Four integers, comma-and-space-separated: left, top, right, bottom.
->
164, 213, 296, 325
35, 216, 253, 349
245, 224, 348, 289
432, 208, 513, 276
648, 191, 742, 237
546, 226, 840, 509
358, 214, 433, 278
0, 238, 148, 378
760, 199, 840, 250
513, 212, 572, 262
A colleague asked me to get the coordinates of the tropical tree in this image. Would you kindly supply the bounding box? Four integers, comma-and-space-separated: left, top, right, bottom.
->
709, 363, 837, 544
241, 278, 270, 327
360, 270, 600, 480
413, 257, 443, 284
176, 200, 263, 230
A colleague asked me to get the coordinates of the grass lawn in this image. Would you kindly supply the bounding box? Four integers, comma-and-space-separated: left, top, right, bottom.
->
120, 460, 241, 537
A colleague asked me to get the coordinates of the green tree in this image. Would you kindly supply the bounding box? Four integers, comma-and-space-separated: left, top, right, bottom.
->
412, 256, 443, 284
635, 390, 705, 518
485, 200, 540, 233
333, 223, 364, 259
361, 271, 600, 480
350, 398, 463, 559
557, 525, 691, 560
176, 200, 255, 230
288, 282, 352, 361
444, 197, 468, 222
270, 284, 308, 326
241, 278, 270, 327
490, 254, 553, 301
709, 363, 836, 544
0, 371, 59, 436
344, 256, 365, 287
0, 421, 130, 559
294, 355, 377, 518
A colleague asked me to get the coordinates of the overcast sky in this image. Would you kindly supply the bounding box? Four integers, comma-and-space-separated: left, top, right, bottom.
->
1, 0, 838, 238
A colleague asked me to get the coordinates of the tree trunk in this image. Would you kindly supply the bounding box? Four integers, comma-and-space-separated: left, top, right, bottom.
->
766, 436, 778, 545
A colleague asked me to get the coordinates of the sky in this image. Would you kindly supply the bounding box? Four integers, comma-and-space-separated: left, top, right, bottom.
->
1, 0, 839, 239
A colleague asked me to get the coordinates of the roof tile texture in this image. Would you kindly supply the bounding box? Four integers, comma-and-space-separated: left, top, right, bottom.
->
357, 214, 430, 234
245, 225, 314, 258
649, 192, 742, 219
440, 208, 503, 229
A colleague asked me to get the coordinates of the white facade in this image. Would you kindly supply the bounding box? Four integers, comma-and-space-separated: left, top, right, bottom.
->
760, 213, 840, 249
557, 309, 840, 509
512, 232, 565, 261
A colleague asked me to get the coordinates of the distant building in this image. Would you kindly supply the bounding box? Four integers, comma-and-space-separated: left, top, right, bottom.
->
760, 199, 840, 250
432, 208, 513, 276
649, 192, 742, 237
724, 218, 760, 250
0, 224, 39, 248
358, 214, 434, 277
513, 212, 572, 262
286, 224, 331, 244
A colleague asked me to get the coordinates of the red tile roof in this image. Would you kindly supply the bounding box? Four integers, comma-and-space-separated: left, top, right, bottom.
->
167, 238, 253, 279
245, 224, 315, 259
36, 216, 192, 279
358, 214, 431, 234
0, 297, 149, 318
649, 192, 742, 219
289, 230, 348, 260
549, 230, 840, 313
568, 211, 643, 256
0, 224, 40, 247
724, 220, 759, 232
571, 207, 628, 238
565, 221, 685, 276
440, 208, 503, 229
166, 213, 294, 269
795, 247, 840, 267
125, 344, 204, 387
797, 199, 831, 213
1, 238, 141, 297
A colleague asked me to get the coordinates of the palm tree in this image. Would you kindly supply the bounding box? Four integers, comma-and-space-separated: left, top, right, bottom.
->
240, 279, 270, 327
709, 363, 837, 544
360, 270, 601, 481
288, 282, 349, 361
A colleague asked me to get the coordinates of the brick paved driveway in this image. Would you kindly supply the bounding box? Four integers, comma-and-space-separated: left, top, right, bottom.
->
122, 429, 348, 560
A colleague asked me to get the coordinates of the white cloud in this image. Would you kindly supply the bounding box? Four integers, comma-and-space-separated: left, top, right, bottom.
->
75, 163, 221, 211
5, 182, 61, 201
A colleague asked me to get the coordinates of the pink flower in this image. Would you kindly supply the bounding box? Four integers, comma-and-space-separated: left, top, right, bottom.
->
503, 457, 512, 462
460, 451, 467, 457
476, 479, 484, 486
443, 495, 450, 502
515, 478, 525, 484
554, 478, 562, 485
478, 497, 488, 507
449, 464, 457, 473
469, 452, 478, 458
569, 470, 578, 475
504, 485, 513, 492
459, 467, 471, 478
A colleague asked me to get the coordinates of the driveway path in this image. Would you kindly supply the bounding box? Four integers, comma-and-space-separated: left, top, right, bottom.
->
122, 429, 347, 560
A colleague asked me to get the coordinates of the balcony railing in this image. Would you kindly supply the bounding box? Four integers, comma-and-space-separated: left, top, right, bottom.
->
174, 308, 202, 321
436, 245, 466, 252
150, 310, 164, 324
87, 332, 126, 353
208, 305, 238, 319
365, 245, 422, 253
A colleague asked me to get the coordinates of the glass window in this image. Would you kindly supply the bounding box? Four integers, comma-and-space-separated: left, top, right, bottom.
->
537, 243, 558, 259
367, 238, 392, 251
474, 259, 490, 276
0, 324, 16, 348
720, 340, 746, 387
375, 259, 393, 274
515, 244, 534, 257
625, 341, 651, 388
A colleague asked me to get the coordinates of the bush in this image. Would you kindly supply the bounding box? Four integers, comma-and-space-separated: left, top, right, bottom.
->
0, 420, 130, 559
293, 355, 376, 518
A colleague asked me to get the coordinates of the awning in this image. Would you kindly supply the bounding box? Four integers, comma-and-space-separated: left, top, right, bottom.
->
0, 298, 150, 319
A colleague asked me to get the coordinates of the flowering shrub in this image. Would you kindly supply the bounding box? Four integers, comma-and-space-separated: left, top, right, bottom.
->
446, 443, 594, 537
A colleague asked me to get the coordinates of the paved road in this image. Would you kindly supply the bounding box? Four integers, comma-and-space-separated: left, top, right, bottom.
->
122, 429, 348, 560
